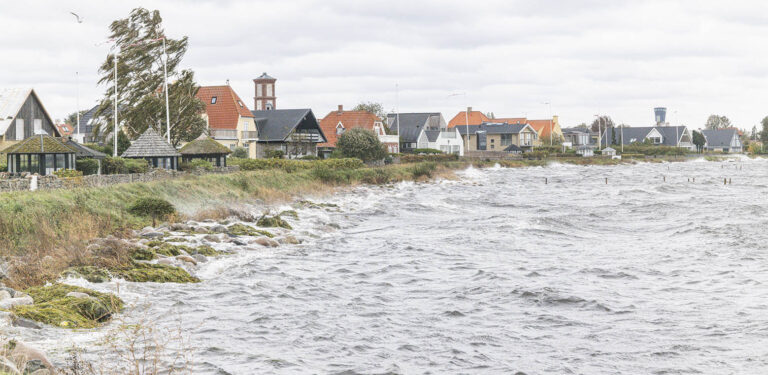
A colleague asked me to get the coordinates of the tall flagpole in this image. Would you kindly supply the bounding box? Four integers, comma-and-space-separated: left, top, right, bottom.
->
396, 83, 400, 153
162, 37, 171, 143
114, 51, 118, 157
76, 71, 80, 140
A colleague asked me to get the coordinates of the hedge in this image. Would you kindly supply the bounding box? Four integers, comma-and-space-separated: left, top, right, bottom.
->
76, 158, 100, 175
228, 157, 364, 172
400, 154, 459, 163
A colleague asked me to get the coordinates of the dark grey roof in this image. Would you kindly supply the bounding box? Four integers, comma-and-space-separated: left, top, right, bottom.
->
251, 109, 326, 142
562, 127, 590, 134
655, 126, 688, 146
702, 129, 738, 148
256, 72, 275, 80
424, 130, 440, 142
455, 122, 531, 135
386, 113, 440, 143
504, 144, 522, 152
121, 128, 180, 158
67, 140, 108, 159
600, 126, 687, 146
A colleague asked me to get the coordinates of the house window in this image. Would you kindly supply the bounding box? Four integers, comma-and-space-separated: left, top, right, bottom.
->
15, 119, 24, 140
500, 134, 512, 146
237, 100, 243, 108
266, 84, 273, 96
257, 84, 262, 97
336, 123, 345, 135
211, 97, 217, 104
34, 119, 43, 134
244, 121, 249, 132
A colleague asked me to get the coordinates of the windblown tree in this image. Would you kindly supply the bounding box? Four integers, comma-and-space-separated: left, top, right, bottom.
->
94, 8, 206, 146
590, 116, 614, 133
692, 130, 706, 153
704, 115, 732, 130
760, 116, 768, 144
353, 102, 386, 120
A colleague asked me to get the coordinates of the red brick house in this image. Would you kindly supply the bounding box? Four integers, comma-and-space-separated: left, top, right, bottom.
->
318, 105, 398, 158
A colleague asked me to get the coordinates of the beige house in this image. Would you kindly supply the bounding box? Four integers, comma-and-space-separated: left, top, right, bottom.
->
196, 85, 259, 158
455, 122, 538, 153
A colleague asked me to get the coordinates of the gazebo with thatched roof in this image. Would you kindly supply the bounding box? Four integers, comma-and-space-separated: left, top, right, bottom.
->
2, 133, 77, 175
179, 134, 231, 167
121, 128, 180, 170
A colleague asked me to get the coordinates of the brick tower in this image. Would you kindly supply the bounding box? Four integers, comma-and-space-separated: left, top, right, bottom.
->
253, 72, 276, 110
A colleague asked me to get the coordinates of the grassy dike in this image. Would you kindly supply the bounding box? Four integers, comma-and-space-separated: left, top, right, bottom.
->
0, 160, 461, 288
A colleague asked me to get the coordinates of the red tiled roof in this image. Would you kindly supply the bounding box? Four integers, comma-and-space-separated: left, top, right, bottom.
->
492, 117, 527, 124
56, 123, 73, 136
448, 111, 490, 128
528, 119, 556, 139
318, 110, 380, 148
196, 86, 253, 130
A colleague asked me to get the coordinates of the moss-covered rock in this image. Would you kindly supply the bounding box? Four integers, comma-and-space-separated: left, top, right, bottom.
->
188, 244, 222, 256
62, 266, 112, 283
112, 262, 199, 283
144, 241, 187, 256
279, 210, 299, 219
256, 215, 292, 230
11, 284, 124, 329
165, 237, 188, 242
227, 223, 275, 237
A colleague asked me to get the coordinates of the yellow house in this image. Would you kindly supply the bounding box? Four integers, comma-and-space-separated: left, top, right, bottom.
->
527, 116, 563, 146
196, 85, 258, 158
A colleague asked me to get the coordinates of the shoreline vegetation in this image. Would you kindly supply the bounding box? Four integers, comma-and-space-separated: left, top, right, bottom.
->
0, 155, 728, 372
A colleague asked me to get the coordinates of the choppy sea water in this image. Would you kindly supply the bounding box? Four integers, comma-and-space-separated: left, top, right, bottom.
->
13, 158, 768, 374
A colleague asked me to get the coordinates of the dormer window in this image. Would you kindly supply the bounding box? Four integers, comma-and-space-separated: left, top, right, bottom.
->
211, 97, 217, 104
336, 123, 345, 135
237, 100, 243, 108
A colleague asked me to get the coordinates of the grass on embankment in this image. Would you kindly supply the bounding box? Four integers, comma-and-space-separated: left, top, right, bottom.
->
0, 161, 459, 289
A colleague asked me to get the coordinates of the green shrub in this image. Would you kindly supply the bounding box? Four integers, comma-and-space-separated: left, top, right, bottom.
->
336, 128, 387, 162
53, 169, 83, 178
298, 155, 320, 160
84, 143, 111, 155
231, 147, 248, 158
400, 154, 458, 163
265, 149, 285, 159
127, 197, 176, 226
0, 159, 6, 172
412, 148, 442, 154
410, 162, 437, 178
179, 159, 213, 171
125, 159, 149, 173
103, 156, 126, 174
75, 158, 100, 175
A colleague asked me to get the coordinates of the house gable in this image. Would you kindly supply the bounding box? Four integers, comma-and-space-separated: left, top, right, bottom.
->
3, 90, 59, 140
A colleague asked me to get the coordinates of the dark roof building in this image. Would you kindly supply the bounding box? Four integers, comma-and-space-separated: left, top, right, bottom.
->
121, 128, 180, 170
2, 134, 77, 175
0, 88, 60, 150
249, 109, 326, 158
180, 135, 231, 167
702, 129, 742, 152
599, 126, 694, 150
385, 112, 447, 152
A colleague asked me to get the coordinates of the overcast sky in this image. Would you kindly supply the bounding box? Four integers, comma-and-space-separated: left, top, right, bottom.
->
1, 0, 767, 130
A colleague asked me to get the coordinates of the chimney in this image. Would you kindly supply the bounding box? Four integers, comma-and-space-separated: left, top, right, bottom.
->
226, 79, 230, 86
467, 106, 472, 113
338, 105, 343, 113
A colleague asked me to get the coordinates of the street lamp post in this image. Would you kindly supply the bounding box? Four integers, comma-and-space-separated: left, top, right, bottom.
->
594, 114, 602, 151
162, 37, 171, 143
544, 101, 553, 146
113, 51, 118, 157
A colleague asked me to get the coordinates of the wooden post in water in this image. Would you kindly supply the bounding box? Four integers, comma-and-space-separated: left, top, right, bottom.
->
545, 177, 548, 185
729, 178, 732, 184
663, 176, 666, 182
724, 178, 727, 185
605, 177, 608, 184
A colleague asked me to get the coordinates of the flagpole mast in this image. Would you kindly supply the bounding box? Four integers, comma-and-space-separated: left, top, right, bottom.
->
114, 50, 118, 157
76, 71, 80, 140
162, 37, 171, 143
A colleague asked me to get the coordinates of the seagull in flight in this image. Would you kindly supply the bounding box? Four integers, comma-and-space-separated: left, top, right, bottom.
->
70, 12, 83, 23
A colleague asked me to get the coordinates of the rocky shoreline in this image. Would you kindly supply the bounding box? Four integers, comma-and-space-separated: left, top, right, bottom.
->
0, 199, 339, 373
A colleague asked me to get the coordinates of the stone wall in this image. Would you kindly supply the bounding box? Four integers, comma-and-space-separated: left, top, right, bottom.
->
0, 166, 240, 193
